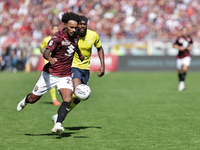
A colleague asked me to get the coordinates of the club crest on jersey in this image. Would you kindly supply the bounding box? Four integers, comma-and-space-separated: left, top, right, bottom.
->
34, 85, 39, 92
86, 39, 91, 44
62, 38, 70, 46
49, 40, 53, 46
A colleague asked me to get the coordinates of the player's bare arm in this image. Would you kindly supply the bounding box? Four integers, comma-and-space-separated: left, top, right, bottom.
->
187, 44, 193, 51
76, 47, 85, 61
173, 44, 184, 51
43, 48, 57, 65
40, 48, 44, 54
97, 46, 105, 77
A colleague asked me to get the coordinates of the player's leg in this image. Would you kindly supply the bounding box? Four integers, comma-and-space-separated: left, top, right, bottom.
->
49, 87, 61, 105
43, 59, 60, 105
57, 88, 72, 122
68, 93, 78, 112
178, 69, 185, 92
51, 77, 73, 134
17, 71, 50, 111
182, 56, 191, 81
177, 58, 182, 81
69, 77, 81, 111
177, 58, 184, 91
17, 71, 58, 111
17, 93, 42, 111
51, 88, 72, 134
68, 67, 82, 112
51, 69, 89, 127
178, 65, 188, 92
69, 68, 90, 112
182, 65, 189, 81
178, 69, 183, 82
179, 56, 191, 91
51, 86, 81, 126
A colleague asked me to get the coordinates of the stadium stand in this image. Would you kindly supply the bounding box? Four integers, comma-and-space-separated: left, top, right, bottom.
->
0, 0, 200, 71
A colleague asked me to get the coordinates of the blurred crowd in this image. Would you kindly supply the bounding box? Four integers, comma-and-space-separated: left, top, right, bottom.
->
1, 0, 200, 71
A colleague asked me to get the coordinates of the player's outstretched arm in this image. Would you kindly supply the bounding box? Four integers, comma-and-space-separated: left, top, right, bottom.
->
97, 46, 105, 77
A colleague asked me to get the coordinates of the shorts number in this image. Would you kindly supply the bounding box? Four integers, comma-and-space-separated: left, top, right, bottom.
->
66, 78, 71, 84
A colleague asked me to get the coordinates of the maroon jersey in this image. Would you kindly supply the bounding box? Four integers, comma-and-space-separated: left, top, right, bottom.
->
43, 28, 79, 77
173, 35, 193, 58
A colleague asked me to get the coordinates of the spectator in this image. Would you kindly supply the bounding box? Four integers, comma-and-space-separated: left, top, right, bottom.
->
1, 0, 200, 53
0, 54, 6, 71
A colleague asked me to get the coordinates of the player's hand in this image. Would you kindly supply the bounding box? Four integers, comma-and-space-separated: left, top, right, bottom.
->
97, 66, 105, 77
48, 57, 57, 65
79, 55, 85, 62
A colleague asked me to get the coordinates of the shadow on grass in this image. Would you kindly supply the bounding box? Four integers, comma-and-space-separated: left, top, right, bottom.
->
25, 132, 76, 138
24, 126, 101, 139
65, 126, 102, 131
41, 102, 53, 105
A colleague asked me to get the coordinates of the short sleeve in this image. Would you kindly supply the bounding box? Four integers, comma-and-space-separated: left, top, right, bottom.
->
94, 32, 102, 48
46, 35, 59, 52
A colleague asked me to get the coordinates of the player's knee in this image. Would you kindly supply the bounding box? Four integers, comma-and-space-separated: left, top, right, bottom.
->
63, 95, 72, 103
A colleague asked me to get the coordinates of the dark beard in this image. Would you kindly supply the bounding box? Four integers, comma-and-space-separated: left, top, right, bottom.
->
78, 29, 86, 37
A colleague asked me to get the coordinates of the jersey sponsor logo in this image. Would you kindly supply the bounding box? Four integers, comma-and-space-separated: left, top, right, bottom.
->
65, 44, 75, 56
52, 36, 57, 39
62, 38, 71, 46
179, 38, 189, 49
49, 40, 53, 46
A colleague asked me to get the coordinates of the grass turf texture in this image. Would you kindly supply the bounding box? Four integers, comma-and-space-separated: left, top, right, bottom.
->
0, 71, 200, 150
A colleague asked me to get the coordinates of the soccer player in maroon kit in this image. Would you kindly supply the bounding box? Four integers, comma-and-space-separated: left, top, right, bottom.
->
173, 26, 193, 91
17, 12, 84, 134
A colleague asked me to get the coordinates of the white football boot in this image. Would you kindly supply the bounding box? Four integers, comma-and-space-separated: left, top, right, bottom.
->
51, 122, 64, 135
178, 81, 185, 92
17, 97, 27, 111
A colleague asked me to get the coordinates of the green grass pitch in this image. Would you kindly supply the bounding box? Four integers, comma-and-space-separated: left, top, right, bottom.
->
0, 71, 200, 150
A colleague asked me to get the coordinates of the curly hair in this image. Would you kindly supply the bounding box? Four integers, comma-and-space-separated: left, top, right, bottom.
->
61, 12, 80, 24
79, 15, 88, 23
